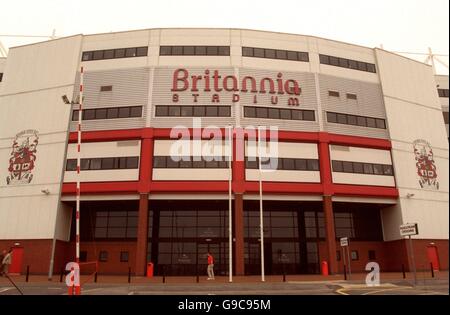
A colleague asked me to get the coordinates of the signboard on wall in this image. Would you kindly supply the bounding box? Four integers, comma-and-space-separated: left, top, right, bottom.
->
399, 223, 419, 236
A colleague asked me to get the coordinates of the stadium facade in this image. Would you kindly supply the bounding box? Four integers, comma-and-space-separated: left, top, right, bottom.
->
0, 28, 448, 276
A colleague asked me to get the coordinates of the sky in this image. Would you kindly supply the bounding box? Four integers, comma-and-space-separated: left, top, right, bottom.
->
0, 0, 448, 73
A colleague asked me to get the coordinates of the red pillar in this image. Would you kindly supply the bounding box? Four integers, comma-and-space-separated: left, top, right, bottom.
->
136, 193, 149, 276
232, 130, 245, 275
234, 194, 245, 275
318, 133, 337, 275
135, 131, 153, 276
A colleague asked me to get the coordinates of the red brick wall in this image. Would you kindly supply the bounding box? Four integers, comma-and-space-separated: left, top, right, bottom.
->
318, 239, 448, 274
0, 239, 69, 275
76, 241, 137, 275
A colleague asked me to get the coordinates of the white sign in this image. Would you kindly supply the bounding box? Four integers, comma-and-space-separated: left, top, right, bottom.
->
340, 237, 349, 247
400, 223, 419, 236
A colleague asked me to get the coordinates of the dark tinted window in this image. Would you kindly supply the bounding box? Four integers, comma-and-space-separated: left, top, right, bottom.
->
118, 107, 130, 118
130, 106, 142, 117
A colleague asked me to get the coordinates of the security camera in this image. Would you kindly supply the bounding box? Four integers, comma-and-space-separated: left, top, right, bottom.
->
61, 95, 71, 104
41, 189, 50, 195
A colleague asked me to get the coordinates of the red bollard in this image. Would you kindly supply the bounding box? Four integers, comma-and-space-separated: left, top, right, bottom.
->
321, 261, 329, 276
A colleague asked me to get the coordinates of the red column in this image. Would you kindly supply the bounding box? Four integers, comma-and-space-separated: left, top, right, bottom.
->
318, 133, 337, 274
136, 193, 149, 276
135, 130, 153, 276
234, 193, 245, 275
232, 130, 245, 275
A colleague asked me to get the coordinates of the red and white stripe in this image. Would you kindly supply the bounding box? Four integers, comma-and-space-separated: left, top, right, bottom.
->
75, 66, 83, 264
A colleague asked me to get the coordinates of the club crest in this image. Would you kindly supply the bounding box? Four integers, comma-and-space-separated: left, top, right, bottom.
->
413, 139, 439, 190
6, 130, 39, 185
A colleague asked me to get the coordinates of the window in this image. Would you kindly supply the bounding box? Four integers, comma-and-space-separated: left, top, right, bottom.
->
0, 73, 3, 82
346, 93, 357, 100
156, 106, 168, 117
153, 156, 228, 169
328, 91, 340, 97
66, 159, 77, 171
326, 111, 386, 129
130, 106, 142, 118
120, 251, 129, 262
245, 157, 319, 172
368, 250, 376, 260
99, 251, 108, 262
319, 54, 376, 73
351, 250, 359, 261
72, 106, 143, 121
244, 106, 315, 122
438, 88, 449, 98
95, 108, 107, 119
81, 46, 147, 61
242, 46, 309, 62
103, 49, 115, 59
118, 107, 130, 118
332, 160, 343, 172
155, 105, 231, 117
100, 85, 112, 92
327, 112, 337, 123
159, 46, 230, 56
66, 157, 139, 171
83, 109, 96, 120
332, 160, 394, 176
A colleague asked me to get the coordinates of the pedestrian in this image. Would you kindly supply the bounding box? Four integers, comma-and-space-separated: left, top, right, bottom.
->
1, 249, 12, 276
0, 250, 5, 276
207, 252, 215, 280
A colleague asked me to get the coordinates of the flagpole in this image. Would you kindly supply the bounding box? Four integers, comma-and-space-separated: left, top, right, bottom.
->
228, 125, 233, 283
258, 126, 265, 282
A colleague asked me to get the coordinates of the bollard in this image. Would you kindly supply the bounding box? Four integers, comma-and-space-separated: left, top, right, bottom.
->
343, 265, 347, 280
59, 268, 64, 283
94, 272, 98, 283
128, 267, 131, 283
430, 262, 435, 278
162, 266, 166, 283
283, 273, 286, 282
196, 268, 199, 283
402, 264, 406, 279
26, 265, 30, 282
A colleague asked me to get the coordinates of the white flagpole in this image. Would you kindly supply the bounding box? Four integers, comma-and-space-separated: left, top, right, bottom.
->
258, 126, 265, 282
228, 125, 233, 283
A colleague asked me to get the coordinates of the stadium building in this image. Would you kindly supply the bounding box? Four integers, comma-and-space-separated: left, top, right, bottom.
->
0, 28, 448, 277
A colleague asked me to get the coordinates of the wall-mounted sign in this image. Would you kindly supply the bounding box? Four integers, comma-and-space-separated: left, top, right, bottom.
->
171, 68, 301, 106
399, 223, 419, 236
413, 139, 439, 190
6, 130, 39, 185
340, 237, 349, 247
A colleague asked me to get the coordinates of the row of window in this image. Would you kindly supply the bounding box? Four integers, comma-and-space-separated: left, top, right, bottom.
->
328, 90, 357, 100
245, 157, 320, 171
96, 251, 129, 263
319, 54, 377, 73
244, 106, 315, 121
160, 45, 230, 56
326, 111, 386, 129
332, 160, 394, 176
438, 88, 449, 98
72, 106, 142, 121
0, 73, 3, 82
242, 47, 309, 62
66, 157, 139, 171
153, 156, 229, 169
82, 46, 148, 61
155, 105, 231, 117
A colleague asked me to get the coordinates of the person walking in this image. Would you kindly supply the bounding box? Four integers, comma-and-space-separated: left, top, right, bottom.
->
207, 252, 215, 280
1, 249, 12, 276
